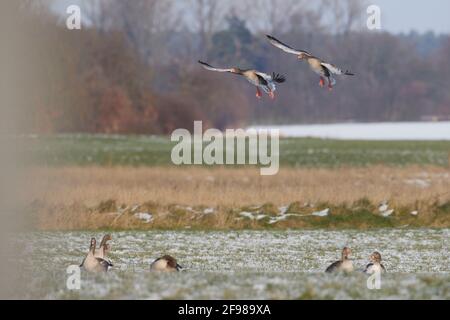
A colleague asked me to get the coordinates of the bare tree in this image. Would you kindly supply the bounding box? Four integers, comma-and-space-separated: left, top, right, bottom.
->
322, 0, 366, 34
189, 0, 224, 57
88, 0, 179, 65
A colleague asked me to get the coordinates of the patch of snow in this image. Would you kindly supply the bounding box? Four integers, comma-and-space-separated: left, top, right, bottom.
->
381, 209, 394, 217
379, 202, 390, 213
268, 216, 288, 224
203, 208, 215, 215
134, 213, 153, 223
278, 206, 289, 215
240, 212, 255, 219
379, 201, 394, 217
312, 208, 330, 217
239, 212, 267, 221
404, 179, 431, 189
268, 214, 303, 224
249, 122, 450, 141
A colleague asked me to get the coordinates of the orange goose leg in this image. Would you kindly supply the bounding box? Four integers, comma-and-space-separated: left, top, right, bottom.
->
269, 91, 275, 99
319, 77, 325, 87
256, 87, 262, 99
327, 78, 333, 91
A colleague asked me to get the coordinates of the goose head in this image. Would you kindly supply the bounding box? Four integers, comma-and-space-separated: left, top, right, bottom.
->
100, 234, 112, 246
99, 234, 112, 253
230, 67, 243, 75
297, 52, 311, 60
370, 251, 382, 263
90, 238, 97, 253
342, 247, 352, 260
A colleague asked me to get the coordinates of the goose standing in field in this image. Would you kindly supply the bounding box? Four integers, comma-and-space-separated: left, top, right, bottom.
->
150, 255, 182, 272
94, 234, 112, 260
325, 247, 354, 273
266, 35, 354, 90
198, 60, 286, 99
80, 238, 113, 273
364, 251, 386, 274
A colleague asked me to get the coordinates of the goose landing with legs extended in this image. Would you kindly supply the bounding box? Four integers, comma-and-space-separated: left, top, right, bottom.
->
266, 35, 354, 91
198, 60, 286, 99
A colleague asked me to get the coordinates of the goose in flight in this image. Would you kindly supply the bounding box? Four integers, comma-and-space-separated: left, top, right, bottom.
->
198, 60, 286, 99
266, 35, 354, 90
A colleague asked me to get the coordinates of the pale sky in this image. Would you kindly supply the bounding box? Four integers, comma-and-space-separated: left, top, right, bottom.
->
370, 0, 450, 34
52, 0, 450, 34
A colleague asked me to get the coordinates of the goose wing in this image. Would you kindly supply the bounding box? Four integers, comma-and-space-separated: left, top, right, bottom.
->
96, 257, 113, 271
266, 35, 310, 56
325, 260, 342, 273
198, 60, 233, 73
254, 71, 272, 82
321, 62, 354, 76
363, 263, 374, 274
255, 71, 286, 84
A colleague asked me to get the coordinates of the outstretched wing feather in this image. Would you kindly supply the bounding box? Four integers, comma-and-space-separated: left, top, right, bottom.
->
321, 62, 354, 76
266, 35, 308, 56
198, 60, 233, 73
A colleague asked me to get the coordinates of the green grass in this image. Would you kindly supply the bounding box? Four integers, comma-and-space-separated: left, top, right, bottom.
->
23, 134, 450, 167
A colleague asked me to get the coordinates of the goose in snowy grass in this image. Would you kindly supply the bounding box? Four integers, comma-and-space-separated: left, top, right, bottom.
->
364, 251, 386, 274
150, 255, 183, 272
80, 238, 113, 273
94, 234, 112, 260
198, 60, 286, 99
325, 247, 354, 273
266, 35, 354, 90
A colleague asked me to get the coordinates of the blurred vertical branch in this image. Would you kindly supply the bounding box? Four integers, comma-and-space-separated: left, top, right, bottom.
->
0, 0, 40, 298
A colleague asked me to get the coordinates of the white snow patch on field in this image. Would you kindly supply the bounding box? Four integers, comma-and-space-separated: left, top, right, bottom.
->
249, 122, 450, 141
133, 213, 153, 223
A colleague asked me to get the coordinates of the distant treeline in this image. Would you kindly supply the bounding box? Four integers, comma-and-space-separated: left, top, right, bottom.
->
16, 0, 450, 134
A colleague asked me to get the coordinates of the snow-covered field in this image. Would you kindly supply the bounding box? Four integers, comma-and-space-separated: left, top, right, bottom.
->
250, 122, 450, 140
19, 229, 449, 299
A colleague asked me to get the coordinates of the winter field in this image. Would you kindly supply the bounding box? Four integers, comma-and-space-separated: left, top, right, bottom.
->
15, 129, 450, 299
23, 132, 450, 167
18, 229, 449, 299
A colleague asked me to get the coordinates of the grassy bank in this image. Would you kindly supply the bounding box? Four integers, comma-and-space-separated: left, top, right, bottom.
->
29, 166, 450, 230
30, 197, 450, 231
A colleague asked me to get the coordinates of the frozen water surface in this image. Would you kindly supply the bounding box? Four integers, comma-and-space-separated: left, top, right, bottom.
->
19, 229, 449, 299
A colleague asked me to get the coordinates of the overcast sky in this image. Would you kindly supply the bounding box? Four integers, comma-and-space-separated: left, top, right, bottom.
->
370, 0, 450, 34
52, 0, 450, 34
